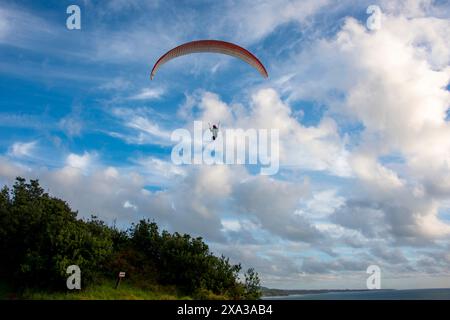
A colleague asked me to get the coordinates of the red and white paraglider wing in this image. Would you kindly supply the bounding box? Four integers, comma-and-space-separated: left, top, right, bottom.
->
150, 40, 268, 79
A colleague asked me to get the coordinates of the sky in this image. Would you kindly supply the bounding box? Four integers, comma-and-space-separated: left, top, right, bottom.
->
1, 0, 450, 290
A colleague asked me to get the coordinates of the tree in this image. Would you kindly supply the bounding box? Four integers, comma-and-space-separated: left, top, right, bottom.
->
0, 177, 113, 288
0, 177, 260, 299
244, 268, 262, 299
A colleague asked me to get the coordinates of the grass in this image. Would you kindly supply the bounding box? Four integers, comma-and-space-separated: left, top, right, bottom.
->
5, 280, 193, 300
1, 278, 234, 300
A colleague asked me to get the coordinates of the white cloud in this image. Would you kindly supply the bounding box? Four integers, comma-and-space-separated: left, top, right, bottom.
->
133, 156, 186, 186
212, 0, 331, 44
295, 189, 345, 219
274, 6, 450, 242
0, 156, 27, 181
177, 88, 351, 176
0, 9, 10, 40
232, 174, 322, 242
350, 153, 404, 189
127, 116, 170, 138
98, 77, 132, 91
66, 152, 93, 170
0, 6, 56, 47
110, 107, 173, 146
59, 117, 83, 137
8, 141, 37, 158
249, 89, 352, 176
129, 87, 165, 100
221, 219, 242, 232
123, 200, 138, 211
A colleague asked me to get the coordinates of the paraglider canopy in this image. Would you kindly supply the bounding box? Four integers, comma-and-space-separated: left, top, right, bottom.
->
150, 40, 268, 79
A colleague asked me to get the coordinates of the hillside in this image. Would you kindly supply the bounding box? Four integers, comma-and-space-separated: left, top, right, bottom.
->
0, 177, 261, 300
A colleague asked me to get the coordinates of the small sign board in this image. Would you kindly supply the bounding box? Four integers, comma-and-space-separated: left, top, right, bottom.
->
115, 271, 126, 289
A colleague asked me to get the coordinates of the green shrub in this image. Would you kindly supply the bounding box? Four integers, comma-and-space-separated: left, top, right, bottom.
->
0, 178, 261, 299
0, 178, 113, 288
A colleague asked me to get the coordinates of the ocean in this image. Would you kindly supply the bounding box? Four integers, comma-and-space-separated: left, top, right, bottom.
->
262, 288, 450, 300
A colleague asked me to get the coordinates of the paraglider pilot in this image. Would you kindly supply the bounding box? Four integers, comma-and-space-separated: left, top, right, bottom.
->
209, 122, 220, 141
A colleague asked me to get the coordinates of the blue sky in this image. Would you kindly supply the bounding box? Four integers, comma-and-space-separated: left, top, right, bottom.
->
1, 0, 450, 290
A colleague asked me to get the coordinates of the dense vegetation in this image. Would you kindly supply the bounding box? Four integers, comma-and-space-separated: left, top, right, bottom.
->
0, 177, 261, 299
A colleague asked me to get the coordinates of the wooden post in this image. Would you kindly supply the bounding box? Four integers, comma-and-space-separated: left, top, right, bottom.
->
115, 271, 126, 289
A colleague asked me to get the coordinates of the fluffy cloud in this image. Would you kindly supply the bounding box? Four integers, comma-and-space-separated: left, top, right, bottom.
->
232, 175, 322, 242
275, 5, 450, 245
66, 152, 94, 170
8, 141, 37, 158
180, 88, 351, 176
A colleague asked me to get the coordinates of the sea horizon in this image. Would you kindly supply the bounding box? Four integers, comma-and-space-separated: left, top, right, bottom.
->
262, 288, 450, 300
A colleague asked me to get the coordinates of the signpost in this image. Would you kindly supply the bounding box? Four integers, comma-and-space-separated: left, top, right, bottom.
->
115, 271, 126, 289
